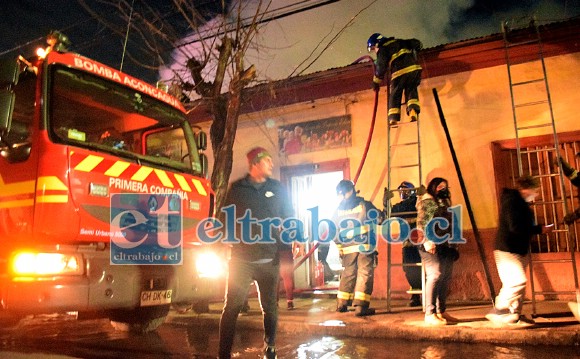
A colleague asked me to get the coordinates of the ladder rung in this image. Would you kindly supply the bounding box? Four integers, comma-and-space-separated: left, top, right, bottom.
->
390, 290, 417, 294
406, 289, 423, 294
391, 164, 420, 169
514, 100, 549, 109
512, 78, 545, 86
389, 141, 419, 147
389, 210, 417, 216
516, 122, 552, 131
519, 147, 556, 154
390, 263, 422, 267
532, 290, 577, 295
389, 121, 418, 128
532, 258, 575, 264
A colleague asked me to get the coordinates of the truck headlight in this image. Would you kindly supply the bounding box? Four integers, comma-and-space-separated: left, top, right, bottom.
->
11, 252, 84, 277
196, 252, 225, 279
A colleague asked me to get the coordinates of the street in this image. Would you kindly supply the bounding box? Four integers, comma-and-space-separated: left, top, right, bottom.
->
1, 308, 579, 359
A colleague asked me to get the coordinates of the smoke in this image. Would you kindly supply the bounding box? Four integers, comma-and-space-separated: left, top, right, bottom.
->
159, 0, 579, 85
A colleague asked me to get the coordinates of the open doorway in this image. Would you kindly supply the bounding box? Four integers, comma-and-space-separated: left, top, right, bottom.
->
280, 159, 349, 291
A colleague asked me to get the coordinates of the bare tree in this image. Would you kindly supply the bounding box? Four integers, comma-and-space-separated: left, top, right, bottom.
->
77, 0, 373, 212
78, 0, 268, 211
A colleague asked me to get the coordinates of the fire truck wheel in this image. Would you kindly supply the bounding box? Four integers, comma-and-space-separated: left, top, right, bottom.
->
108, 304, 170, 333
191, 300, 210, 314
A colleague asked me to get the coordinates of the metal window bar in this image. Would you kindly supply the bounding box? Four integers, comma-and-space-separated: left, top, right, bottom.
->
502, 17, 580, 314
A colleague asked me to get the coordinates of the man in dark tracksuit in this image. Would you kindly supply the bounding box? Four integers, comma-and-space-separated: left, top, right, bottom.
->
367, 33, 423, 126
390, 181, 422, 307
333, 180, 380, 316
218, 147, 295, 359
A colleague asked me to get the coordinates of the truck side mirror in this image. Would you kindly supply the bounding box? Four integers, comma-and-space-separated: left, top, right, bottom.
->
0, 91, 15, 136
196, 131, 207, 151
199, 153, 209, 178
0, 58, 19, 88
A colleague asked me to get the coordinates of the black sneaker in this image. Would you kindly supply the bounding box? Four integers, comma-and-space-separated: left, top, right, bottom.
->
263, 346, 277, 359
239, 303, 250, 316
355, 306, 376, 317
287, 301, 294, 310
336, 305, 348, 313
408, 295, 421, 307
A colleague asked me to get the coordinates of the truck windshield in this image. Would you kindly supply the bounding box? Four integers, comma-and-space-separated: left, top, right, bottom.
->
48, 65, 202, 175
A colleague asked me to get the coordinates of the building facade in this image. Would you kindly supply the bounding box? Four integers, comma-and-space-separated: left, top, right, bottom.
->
189, 18, 580, 301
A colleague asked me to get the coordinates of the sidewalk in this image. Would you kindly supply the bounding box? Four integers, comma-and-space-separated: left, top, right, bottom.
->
167, 296, 580, 347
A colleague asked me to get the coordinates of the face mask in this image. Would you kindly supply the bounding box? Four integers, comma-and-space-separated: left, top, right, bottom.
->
437, 188, 450, 199
525, 194, 537, 203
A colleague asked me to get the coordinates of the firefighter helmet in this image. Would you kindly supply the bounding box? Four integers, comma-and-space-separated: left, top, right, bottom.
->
336, 180, 355, 195
398, 181, 416, 200
367, 33, 384, 52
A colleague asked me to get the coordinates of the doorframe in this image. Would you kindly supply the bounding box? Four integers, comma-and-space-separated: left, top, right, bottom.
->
279, 158, 350, 290
280, 158, 350, 187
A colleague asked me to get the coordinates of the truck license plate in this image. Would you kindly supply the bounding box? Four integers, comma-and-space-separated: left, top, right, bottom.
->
140, 290, 172, 307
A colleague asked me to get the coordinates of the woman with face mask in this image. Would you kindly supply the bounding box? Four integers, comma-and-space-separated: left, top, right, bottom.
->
416, 177, 458, 326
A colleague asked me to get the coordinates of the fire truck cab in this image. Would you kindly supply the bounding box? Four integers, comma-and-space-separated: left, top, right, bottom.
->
0, 32, 223, 332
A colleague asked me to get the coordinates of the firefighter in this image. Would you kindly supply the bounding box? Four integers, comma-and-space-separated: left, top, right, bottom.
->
558, 154, 580, 224
367, 33, 423, 126
333, 180, 380, 316
389, 181, 422, 307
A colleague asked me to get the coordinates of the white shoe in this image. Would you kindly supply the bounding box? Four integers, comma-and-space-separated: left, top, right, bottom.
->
425, 313, 447, 326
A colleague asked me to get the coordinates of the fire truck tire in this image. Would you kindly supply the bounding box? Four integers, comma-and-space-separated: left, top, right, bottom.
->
108, 304, 170, 333
191, 300, 210, 314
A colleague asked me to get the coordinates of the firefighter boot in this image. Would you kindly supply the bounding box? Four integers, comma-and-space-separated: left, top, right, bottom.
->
409, 109, 418, 122
263, 346, 277, 359
354, 305, 375, 317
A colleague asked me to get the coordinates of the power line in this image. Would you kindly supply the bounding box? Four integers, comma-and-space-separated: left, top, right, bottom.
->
175, 0, 342, 49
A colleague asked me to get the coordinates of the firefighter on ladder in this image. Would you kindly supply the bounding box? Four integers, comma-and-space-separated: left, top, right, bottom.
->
333, 180, 381, 316
367, 33, 423, 127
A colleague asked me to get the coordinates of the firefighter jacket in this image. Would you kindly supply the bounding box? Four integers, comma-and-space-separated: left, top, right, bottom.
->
332, 195, 380, 255
373, 38, 422, 84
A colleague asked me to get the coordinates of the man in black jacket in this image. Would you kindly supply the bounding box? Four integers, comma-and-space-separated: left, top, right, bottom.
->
367, 33, 423, 126
486, 175, 552, 324
218, 147, 296, 359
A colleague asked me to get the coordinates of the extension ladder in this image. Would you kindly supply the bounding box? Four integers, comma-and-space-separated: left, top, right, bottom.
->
501, 17, 580, 315
384, 108, 424, 312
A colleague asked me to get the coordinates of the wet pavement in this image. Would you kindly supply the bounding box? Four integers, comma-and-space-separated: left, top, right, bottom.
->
167, 296, 580, 347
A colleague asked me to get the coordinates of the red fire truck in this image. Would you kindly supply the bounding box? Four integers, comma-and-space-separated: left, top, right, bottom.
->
0, 32, 223, 332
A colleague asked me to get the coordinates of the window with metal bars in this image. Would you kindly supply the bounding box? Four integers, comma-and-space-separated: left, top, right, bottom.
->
491, 132, 580, 253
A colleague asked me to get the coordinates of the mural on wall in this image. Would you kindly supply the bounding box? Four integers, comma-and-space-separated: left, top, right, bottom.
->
278, 115, 352, 155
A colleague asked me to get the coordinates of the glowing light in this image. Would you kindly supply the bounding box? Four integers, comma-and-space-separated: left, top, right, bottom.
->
12, 252, 82, 276
196, 251, 225, 278
36, 47, 48, 59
